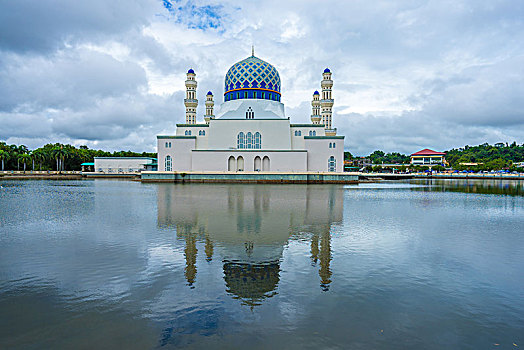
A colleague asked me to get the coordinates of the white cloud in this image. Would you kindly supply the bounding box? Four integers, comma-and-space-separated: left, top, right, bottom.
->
0, 0, 523, 154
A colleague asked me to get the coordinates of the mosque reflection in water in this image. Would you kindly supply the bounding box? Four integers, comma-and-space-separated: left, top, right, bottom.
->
157, 184, 343, 306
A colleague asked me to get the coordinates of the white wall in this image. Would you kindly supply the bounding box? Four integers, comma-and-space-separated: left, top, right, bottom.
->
207, 119, 292, 150
290, 126, 326, 149
215, 99, 286, 119
191, 151, 307, 172
94, 158, 153, 173
157, 138, 196, 171
304, 138, 344, 172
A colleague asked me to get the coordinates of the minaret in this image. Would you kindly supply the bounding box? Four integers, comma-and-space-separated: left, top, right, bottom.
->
184, 68, 198, 124
204, 91, 214, 124
311, 91, 321, 124
320, 68, 336, 135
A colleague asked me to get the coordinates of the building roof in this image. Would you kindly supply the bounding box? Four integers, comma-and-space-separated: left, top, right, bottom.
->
81, 162, 94, 166
411, 149, 446, 156
187, 68, 195, 74
224, 55, 281, 95
323, 68, 331, 73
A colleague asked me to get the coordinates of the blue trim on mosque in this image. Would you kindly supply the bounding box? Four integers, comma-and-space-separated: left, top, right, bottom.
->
224, 89, 281, 102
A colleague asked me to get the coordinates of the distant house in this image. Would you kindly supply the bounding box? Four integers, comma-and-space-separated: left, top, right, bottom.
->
495, 142, 505, 148
410, 149, 446, 167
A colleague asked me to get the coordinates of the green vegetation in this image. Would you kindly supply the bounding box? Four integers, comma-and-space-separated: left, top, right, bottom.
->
367, 150, 411, 164
0, 142, 156, 171
346, 142, 524, 171
445, 142, 523, 171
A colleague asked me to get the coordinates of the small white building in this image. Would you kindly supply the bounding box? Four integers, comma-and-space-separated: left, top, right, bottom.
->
157, 51, 345, 173
94, 157, 156, 173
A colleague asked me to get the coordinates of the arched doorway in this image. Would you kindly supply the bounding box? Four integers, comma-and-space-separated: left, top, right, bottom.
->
262, 156, 270, 171
228, 156, 236, 171
237, 156, 244, 171
254, 156, 261, 171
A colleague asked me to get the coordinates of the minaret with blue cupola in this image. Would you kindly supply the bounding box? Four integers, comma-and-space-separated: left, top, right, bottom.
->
320, 68, 335, 135
311, 90, 321, 124
204, 91, 214, 124
184, 68, 198, 124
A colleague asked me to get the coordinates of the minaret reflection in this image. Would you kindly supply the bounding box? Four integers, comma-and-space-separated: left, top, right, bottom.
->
204, 235, 214, 262
319, 225, 332, 291
157, 183, 344, 304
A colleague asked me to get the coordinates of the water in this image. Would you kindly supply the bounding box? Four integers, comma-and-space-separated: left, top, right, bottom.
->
0, 179, 522, 349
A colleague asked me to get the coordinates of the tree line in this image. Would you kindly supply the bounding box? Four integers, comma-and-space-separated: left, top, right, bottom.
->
0, 142, 156, 171
344, 142, 524, 171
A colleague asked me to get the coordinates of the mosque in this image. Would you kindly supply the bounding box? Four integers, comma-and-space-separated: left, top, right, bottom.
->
156, 49, 345, 173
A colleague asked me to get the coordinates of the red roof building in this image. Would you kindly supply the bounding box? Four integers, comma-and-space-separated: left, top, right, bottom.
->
410, 149, 446, 167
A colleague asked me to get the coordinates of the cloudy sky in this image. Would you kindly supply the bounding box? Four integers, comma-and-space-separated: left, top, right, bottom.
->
0, 0, 523, 155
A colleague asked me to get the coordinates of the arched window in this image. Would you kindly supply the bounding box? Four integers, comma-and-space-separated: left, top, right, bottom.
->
333, 142, 335, 148
202, 130, 205, 136
254, 132, 261, 149
312, 130, 316, 136
246, 132, 253, 149
328, 156, 336, 172
294, 131, 297, 136
165, 142, 168, 148
246, 107, 254, 119
309, 130, 313, 136
298, 130, 301, 136
165, 155, 172, 171
198, 130, 202, 136
329, 143, 332, 148
237, 132, 245, 149
184, 130, 188, 135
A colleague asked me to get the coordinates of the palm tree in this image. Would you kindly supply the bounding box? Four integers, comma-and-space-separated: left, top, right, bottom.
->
19, 153, 31, 172
32, 149, 47, 171
53, 146, 68, 172
0, 149, 9, 171
13, 145, 28, 171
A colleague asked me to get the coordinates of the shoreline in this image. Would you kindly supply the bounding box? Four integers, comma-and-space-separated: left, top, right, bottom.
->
1, 171, 522, 183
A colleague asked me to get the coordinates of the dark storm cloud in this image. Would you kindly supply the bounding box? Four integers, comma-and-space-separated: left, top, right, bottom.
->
0, 50, 148, 112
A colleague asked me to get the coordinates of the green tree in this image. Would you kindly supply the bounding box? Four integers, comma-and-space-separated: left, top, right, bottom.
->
0, 149, 9, 171
32, 149, 47, 171
19, 153, 31, 172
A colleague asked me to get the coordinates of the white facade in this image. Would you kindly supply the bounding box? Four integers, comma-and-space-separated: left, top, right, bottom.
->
157, 53, 346, 173
94, 157, 156, 173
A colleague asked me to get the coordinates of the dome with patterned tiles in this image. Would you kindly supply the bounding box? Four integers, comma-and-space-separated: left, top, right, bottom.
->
224, 54, 281, 97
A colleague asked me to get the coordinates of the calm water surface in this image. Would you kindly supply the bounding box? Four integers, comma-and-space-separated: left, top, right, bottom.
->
0, 179, 522, 349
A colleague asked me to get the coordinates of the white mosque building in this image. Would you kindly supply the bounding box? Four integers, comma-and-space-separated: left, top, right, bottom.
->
157, 50, 344, 173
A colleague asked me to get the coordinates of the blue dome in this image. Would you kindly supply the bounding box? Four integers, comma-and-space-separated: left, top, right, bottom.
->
207, 91, 213, 95
323, 68, 330, 73
224, 55, 281, 95
188, 68, 195, 74
313, 90, 319, 95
